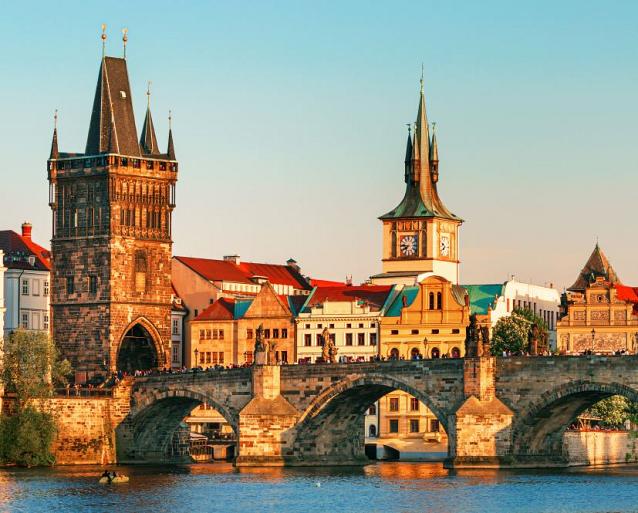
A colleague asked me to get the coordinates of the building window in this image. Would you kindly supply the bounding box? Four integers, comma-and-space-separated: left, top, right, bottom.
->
22, 279, 29, 295
219, 330, 225, 340
370, 333, 377, 346
247, 329, 254, 339
43, 281, 49, 296
370, 322, 376, 328
273, 328, 279, 339
21, 312, 29, 329
411, 329, 419, 335
305, 324, 311, 329
89, 275, 98, 294
304, 334, 312, 347
345, 333, 353, 346
358, 323, 364, 329
280, 350, 288, 363
410, 419, 420, 433
245, 351, 253, 364
32, 280, 40, 296
199, 329, 205, 340
43, 314, 49, 331
172, 319, 179, 336
172, 343, 180, 363
390, 348, 400, 359
452, 328, 460, 334
207, 329, 213, 340
134, 251, 147, 293
329, 324, 335, 329
368, 425, 377, 438
282, 328, 288, 338
316, 334, 322, 346
346, 323, 352, 329
437, 292, 442, 310
431, 329, 439, 334
199, 352, 205, 365
219, 352, 225, 364
264, 329, 270, 338
357, 333, 365, 346
368, 404, 376, 415
410, 397, 420, 411
429, 292, 435, 309
389, 397, 399, 412
66, 276, 74, 294
389, 419, 399, 433
391, 329, 399, 335
430, 419, 440, 432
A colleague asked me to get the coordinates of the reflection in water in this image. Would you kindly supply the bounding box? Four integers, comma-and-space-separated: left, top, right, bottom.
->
2, 462, 638, 513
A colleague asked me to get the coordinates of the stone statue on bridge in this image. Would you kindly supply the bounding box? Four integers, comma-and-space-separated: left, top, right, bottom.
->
465, 314, 481, 357
254, 324, 268, 365
528, 323, 540, 356
321, 328, 338, 363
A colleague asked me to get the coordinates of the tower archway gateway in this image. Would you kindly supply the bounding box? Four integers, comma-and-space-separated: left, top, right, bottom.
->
117, 323, 160, 373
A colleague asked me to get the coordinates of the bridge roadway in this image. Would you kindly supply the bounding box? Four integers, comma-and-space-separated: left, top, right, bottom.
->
112, 355, 638, 467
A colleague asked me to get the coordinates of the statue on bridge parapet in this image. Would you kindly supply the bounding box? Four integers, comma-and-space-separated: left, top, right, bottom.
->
465, 314, 491, 357
254, 324, 268, 365
321, 327, 338, 363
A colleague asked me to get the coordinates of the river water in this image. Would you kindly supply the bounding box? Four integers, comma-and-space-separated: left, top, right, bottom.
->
1, 462, 637, 513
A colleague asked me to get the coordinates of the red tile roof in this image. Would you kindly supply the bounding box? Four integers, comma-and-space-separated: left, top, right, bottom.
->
310, 278, 346, 287
0, 230, 51, 271
616, 284, 638, 303
305, 285, 393, 311
174, 256, 311, 290
194, 298, 236, 321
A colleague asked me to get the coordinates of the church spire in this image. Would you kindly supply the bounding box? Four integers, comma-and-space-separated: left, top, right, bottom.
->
140, 81, 160, 155
50, 110, 59, 159
430, 122, 439, 183
167, 110, 176, 160
404, 124, 412, 183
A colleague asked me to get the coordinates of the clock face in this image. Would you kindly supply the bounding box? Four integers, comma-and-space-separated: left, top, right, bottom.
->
400, 234, 418, 256
440, 234, 450, 257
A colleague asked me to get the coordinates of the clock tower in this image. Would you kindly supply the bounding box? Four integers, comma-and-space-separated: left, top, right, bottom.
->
371, 78, 462, 285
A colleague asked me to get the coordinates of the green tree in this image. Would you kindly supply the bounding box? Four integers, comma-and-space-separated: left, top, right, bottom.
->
490, 308, 550, 355
0, 330, 72, 466
586, 396, 630, 428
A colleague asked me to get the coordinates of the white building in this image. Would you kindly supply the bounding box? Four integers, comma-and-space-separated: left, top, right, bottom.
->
295, 284, 395, 440
1, 223, 52, 338
171, 286, 187, 369
463, 280, 561, 348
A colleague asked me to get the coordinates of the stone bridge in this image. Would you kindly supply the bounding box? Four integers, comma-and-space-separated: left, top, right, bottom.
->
109, 356, 638, 468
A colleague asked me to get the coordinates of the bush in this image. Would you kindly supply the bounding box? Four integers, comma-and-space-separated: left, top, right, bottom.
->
0, 407, 56, 467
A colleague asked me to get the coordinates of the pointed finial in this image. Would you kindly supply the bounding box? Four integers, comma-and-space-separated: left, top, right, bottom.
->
101, 24, 107, 58
168, 110, 172, 130
54, 109, 58, 129
122, 28, 128, 59
146, 81, 152, 109
431, 121, 436, 133
406, 122, 411, 135
420, 63, 424, 94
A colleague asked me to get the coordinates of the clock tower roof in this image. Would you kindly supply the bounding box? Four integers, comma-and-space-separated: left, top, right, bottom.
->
380, 79, 460, 222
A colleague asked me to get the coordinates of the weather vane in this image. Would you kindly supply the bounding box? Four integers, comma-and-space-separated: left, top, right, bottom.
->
54, 109, 58, 129
122, 28, 128, 59
146, 81, 152, 108
168, 110, 173, 130
101, 24, 107, 58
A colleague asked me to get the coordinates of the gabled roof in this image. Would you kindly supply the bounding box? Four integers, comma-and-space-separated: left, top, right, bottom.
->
174, 256, 312, 290
568, 244, 621, 292
0, 230, 51, 271
462, 284, 504, 315
85, 57, 140, 157
304, 285, 393, 312
195, 298, 242, 321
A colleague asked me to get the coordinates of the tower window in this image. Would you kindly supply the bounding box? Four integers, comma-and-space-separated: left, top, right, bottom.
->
135, 251, 147, 293
429, 292, 435, 310
66, 276, 74, 295
89, 275, 98, 294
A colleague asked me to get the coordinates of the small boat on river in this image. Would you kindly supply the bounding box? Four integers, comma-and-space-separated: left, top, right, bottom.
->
99, 475, 129, 484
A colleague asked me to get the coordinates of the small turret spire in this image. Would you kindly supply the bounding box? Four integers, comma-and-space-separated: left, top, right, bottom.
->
140, 81, 160, 155
167, 110, 176, 160
430, 122, 439, 183
404, 123, 413, 183
50, 110, 59, 159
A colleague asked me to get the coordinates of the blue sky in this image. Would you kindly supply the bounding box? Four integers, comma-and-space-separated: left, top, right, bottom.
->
1, 1, 636, 288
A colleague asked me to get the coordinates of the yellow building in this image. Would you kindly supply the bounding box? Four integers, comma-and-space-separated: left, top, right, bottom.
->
377, 276, 469, 457
557, 244, 638, 354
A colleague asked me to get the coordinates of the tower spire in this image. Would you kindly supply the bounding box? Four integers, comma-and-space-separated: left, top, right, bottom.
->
50, 110, 59, 159
101, 24, 107, 59
140, 81, 160, 155
167, 110, 176, 160
430, 122, 439, 183
122, 28, 128, 59
404, 123, 413, 183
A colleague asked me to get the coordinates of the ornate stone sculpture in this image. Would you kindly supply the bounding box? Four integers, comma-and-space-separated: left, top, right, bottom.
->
254, 323, 267, 365
479, 325, 491, 357
465, 314, 480, 358
321, 327, 338, 363
528, 323, 539, 356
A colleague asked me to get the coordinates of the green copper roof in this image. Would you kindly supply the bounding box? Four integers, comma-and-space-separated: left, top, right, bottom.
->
234, 299, 253, 319
462, 284, 503, 315
384, 286, 419, 317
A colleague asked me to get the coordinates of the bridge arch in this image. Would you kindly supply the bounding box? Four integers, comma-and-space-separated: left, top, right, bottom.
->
510, 380, 638, 460
119, 388, 239, 463
292, 373, 450, 463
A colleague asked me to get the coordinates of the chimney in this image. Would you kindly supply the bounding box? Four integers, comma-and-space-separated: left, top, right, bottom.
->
21, 222, 32, 241
223, 255, 240, 265
286, 258, 300, 272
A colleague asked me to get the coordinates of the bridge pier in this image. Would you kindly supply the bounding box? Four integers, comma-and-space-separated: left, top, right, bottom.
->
446, 357, 514, 468
235, 365, 300, 467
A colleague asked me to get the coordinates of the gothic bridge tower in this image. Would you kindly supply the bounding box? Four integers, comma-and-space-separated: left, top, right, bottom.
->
371, 76, 462, 286
48, 43, 178, 378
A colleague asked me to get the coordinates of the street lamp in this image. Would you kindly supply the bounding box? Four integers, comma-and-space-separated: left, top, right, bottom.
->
194, 348, 199, 367
591, 328, 596, 355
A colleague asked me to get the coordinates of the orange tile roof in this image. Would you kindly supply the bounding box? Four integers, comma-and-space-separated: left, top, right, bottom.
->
194, 298, 236, 321
306, 285, 393, 311
0, 230, 51, 271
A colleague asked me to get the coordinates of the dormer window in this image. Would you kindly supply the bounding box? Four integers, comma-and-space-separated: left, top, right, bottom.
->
120, 90, 127, 99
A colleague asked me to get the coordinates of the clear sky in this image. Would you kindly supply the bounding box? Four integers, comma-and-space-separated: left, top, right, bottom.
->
0, 0, 636, 290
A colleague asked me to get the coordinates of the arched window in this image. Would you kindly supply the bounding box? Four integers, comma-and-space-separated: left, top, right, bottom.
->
390, 348, 400, 360
368, 424, 377, 438
451, 347, 461, 358
431, 347, 440, 359
368, 404, 376, 415
391, 230, 397, 258
437, 292, 442, 310
411, 347, 421, 360
135, 251, 147, 293
429, 292, 435, 310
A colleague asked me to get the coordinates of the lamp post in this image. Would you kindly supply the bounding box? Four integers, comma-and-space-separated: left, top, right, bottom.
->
194, 348, 199, 368
591, 328, 596, 355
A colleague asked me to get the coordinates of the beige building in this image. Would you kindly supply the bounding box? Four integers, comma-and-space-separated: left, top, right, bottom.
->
557, 245, 638, 354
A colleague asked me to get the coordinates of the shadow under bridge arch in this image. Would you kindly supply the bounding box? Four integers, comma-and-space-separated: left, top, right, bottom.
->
116, 389, 239, 464
291, 373, 450, 465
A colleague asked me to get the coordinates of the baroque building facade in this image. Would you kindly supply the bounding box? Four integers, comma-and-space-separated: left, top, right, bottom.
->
48, 53, 177, 379
557, 244, 638, 354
